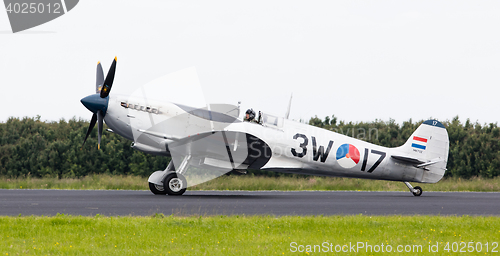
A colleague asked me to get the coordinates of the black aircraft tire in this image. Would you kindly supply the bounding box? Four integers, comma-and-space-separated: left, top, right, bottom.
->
163, 173, 187, 196
149, 182, 167, 195
412, 186, 423, 196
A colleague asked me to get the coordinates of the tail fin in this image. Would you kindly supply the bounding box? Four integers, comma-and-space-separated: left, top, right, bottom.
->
393, 120, 449, 183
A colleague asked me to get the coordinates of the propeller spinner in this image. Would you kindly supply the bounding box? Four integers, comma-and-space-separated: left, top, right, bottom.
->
81, 57, 117, 149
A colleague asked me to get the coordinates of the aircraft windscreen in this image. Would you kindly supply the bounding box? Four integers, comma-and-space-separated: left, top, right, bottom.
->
261, 113, 284, 129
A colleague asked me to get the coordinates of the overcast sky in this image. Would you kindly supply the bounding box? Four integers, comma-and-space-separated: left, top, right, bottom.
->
1, 0, 499, 125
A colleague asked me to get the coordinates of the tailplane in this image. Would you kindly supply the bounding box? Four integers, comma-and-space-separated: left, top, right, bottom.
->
392, 120, 449, 183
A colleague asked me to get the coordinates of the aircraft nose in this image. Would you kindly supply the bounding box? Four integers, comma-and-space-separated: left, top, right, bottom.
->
81, 94, 108, 114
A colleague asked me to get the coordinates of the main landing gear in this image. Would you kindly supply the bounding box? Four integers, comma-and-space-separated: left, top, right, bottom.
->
148, 171, 188, 196
404, 182, 422, 196
163, 172, 187, 196
148, 172, 187, 196
148, 156, 191, 196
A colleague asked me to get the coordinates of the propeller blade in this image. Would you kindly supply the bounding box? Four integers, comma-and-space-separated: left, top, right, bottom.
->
96, 62, 104, 94
100, 57, 117, 98
82, 113, 97, 148
97, 110, 103, 150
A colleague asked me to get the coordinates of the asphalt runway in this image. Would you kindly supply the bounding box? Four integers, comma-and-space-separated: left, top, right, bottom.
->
1, 189, 499, 216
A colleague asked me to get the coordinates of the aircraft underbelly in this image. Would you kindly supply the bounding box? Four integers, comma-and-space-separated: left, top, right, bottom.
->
384, 160, 425, 182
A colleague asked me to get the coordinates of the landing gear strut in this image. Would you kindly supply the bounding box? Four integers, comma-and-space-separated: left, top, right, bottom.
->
404, 182, 422, 196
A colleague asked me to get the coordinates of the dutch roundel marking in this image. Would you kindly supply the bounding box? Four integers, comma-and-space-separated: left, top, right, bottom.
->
411, 136, 427, 150
335, 144, 360, 168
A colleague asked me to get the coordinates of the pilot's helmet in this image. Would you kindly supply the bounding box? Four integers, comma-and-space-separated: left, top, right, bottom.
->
245, 109, 255, 120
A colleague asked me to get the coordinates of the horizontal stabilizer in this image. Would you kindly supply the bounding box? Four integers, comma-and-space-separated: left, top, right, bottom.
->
392, 155, 445, 170
416, 158, 444, 168
391, 155, 424, 164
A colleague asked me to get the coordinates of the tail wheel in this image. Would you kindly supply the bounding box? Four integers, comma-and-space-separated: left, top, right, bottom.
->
412, 186, 423, 196
163, 173, 187, 196
149, 182, 167, 195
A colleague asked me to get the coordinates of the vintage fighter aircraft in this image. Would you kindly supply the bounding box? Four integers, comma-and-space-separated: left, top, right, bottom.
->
81, 58, 449, 196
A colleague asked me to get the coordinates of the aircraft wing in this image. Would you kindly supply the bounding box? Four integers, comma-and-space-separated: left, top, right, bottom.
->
163, 130, 271, 187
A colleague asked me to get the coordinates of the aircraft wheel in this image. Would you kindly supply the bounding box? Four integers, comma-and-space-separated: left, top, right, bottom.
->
412, 186, 423, 196
149, 182, 167, 195
163, 173, 187, 196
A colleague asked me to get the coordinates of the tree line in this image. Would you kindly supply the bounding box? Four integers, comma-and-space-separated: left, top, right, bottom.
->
0, 115, 499, 179
0, 116, 168, 178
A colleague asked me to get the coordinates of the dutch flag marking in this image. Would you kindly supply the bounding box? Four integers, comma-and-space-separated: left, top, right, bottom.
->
411, 136, 427, 150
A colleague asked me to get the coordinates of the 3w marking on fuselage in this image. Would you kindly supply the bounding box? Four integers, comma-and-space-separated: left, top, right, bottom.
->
290, 133, 332, 163
291, 133, 386, 173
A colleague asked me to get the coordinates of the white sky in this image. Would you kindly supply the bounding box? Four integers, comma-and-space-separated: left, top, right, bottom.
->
1, 0, 499, 125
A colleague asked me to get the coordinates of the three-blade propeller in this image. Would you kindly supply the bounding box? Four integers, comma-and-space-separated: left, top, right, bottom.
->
81, 57, 117, 149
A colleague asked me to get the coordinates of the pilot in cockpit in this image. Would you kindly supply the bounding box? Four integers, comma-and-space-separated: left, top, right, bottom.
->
244, 109, 259, 123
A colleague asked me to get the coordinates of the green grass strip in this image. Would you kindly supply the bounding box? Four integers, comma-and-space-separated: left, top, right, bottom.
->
2, 175, 500, 192
0, 215, 499, 255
